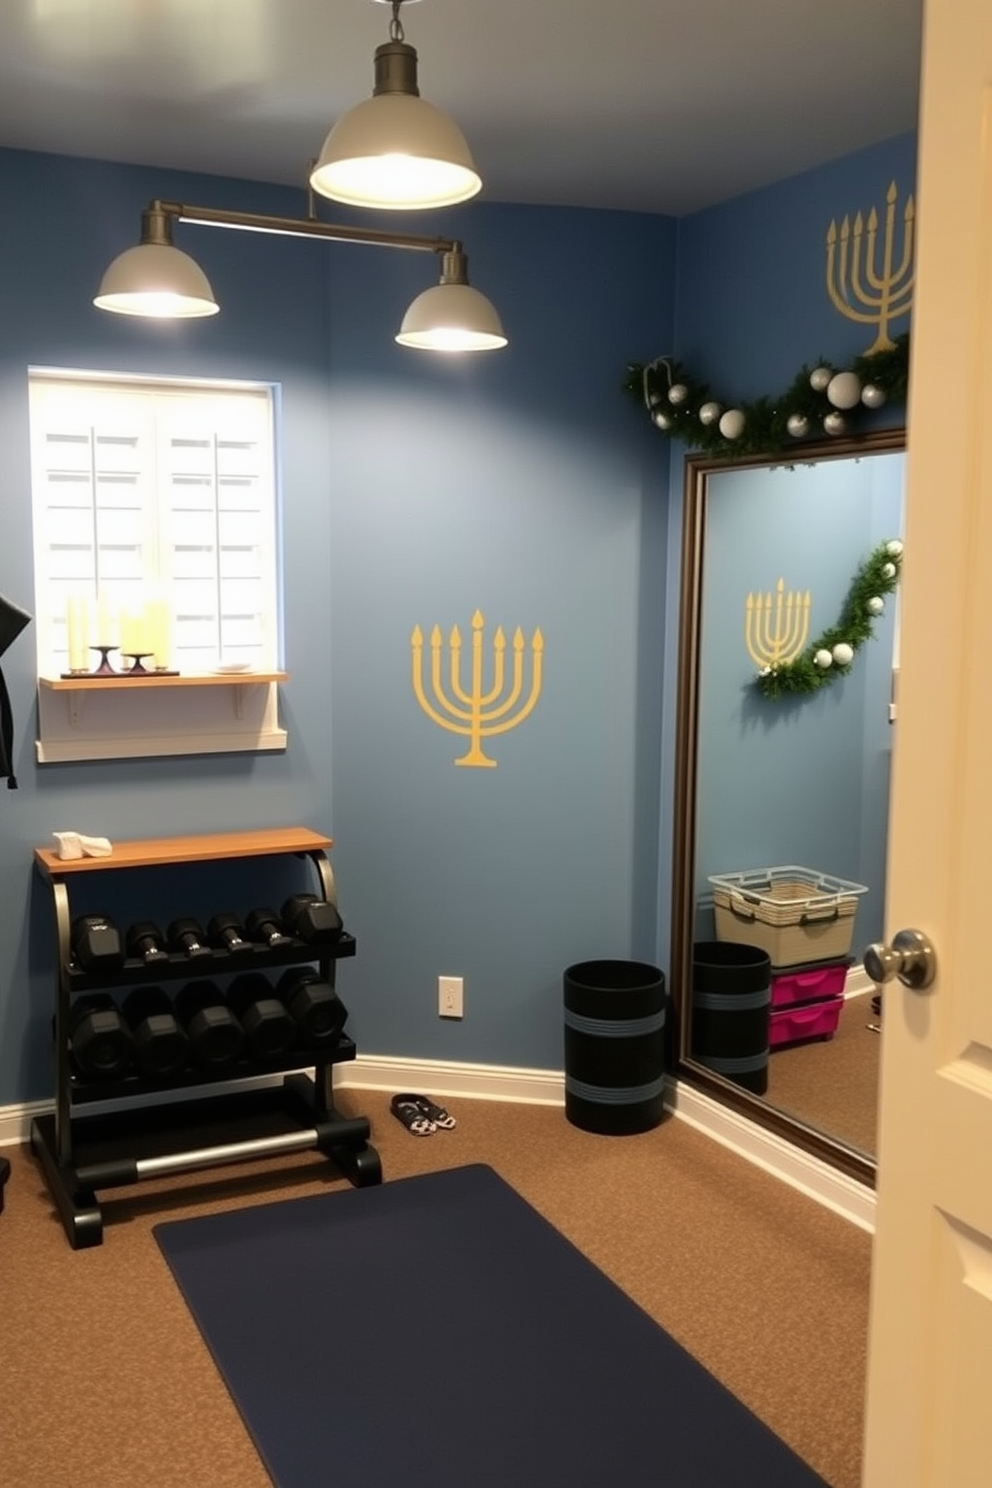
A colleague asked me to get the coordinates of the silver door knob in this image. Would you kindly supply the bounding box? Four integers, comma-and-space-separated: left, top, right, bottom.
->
863, 928, 937, 990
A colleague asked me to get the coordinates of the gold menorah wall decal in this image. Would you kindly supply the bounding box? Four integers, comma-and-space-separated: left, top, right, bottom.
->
745, 580, 811, 670
825, 180, 915, 353
411, 609, 544, 767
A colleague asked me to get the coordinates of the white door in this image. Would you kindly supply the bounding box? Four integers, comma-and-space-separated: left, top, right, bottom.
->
861, 2, 992, 1484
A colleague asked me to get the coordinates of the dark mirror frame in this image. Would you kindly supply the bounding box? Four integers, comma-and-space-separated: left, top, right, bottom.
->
669, 426, 907, 1189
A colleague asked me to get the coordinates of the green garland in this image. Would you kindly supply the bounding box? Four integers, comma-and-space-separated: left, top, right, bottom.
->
755, 540, 903, 698
623, 333, 909, 459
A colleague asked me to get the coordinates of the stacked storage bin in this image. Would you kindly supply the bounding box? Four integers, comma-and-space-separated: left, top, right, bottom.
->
707, 867, 868, 1050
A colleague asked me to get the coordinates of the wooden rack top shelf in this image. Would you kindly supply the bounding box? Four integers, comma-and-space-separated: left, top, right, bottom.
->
34, 826, 332, 876
39, 672, 288, 692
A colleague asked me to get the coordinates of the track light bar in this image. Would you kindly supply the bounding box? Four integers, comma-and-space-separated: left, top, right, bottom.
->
95, 198, 507, 352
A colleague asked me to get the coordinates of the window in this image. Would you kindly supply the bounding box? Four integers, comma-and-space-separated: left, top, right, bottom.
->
29, 370, 279, 678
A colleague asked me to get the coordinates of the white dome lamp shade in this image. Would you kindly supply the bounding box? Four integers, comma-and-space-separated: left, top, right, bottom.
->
309, 7, 481, 211
397, 248, 507, 352
94, 207, 219, 319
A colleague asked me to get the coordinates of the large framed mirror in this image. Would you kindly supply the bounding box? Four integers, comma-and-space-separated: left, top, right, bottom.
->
670, 426, 905, 1187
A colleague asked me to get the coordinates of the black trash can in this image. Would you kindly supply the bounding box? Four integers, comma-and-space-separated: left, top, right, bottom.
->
691, 941, 771, 1095
563, 960, 666, 1135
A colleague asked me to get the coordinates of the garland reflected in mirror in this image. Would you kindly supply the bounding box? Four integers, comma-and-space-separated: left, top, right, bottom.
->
670, 428, 906, 1186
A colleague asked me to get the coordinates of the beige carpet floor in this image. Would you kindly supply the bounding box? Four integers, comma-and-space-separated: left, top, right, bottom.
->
0, 1088, 872, 1488
764, 990, 881, 1155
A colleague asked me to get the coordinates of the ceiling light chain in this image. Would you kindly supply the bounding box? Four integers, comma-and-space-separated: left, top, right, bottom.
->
389, 0, 406, 44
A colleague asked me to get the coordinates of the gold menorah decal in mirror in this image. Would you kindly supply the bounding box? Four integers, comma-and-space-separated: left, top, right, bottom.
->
745, 580, 811, 669
411, 609, 544, 767
826, 180, 915, 354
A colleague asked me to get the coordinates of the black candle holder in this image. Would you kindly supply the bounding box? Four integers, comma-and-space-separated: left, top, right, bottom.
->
59, 647, 182, 680
121, 653, 154, 674
89, 645, 119, 675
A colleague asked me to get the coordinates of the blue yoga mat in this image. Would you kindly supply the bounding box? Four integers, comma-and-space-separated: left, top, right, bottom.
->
154, 1163, 827, 1488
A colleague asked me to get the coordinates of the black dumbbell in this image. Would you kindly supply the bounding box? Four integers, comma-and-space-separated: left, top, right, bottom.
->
71, 915, 125, 973
167, 917, 213, 959
174, 981, 245, 1070
69, 994, 133, 1080
126, 920, 170, 964
207, 912, 254, 955
228, 973, 298, 1061
121, 987, 190, 1080
281, 893, 343, 946
277, 968, 348, 1048
244, 907, 292, 948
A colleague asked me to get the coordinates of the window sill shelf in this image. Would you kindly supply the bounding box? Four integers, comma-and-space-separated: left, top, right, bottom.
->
36, 674, 289, 763
39, 671, 288, 691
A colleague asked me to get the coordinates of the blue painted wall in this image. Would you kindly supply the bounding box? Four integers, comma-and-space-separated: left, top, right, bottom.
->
0, 130, 916, 1106
674, 133, 918, 392
0, 147, 674, 1103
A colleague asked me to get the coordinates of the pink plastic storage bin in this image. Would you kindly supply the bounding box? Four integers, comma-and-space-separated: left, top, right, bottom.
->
770, 960, 850, 1010
770, 995, 844, 1048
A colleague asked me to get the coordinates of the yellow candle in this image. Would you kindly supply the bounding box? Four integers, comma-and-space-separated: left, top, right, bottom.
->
146, 597, 172, 669
120, 605, 147, 656
66, 595, 89, 671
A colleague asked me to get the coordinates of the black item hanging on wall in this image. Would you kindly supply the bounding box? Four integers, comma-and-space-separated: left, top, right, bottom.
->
0, 594, 31, 790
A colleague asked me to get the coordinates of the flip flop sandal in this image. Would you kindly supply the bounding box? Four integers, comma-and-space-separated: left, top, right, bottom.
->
390, 1093, 436, 1136
415, 1095, 456, 1130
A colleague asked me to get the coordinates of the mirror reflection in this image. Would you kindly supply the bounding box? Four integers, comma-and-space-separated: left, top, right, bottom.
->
673, 431, 905, 1171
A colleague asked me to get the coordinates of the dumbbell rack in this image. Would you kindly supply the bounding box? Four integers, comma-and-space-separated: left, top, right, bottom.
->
31, 827, 381, 1249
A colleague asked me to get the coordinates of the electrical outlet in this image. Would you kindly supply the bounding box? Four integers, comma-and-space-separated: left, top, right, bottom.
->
438, 975, 464, 1018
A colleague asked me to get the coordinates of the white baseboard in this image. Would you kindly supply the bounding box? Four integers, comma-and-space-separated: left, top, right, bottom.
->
845, 962, 876, 998
0, 1056, 874, 1232
338, 1053, 566, 1106
667, 1080, 876, 1233
0, 1098, 54, 1146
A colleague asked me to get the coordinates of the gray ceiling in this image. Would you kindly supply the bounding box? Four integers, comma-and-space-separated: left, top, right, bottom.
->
0, 0, 923, 216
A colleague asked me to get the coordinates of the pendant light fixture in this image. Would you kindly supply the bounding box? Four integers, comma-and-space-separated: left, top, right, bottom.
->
93, 2, 501, 349
397, 248, 506, 350
94, 200, 506, 352
309, 0, 481, 211
94, 206, 219, 318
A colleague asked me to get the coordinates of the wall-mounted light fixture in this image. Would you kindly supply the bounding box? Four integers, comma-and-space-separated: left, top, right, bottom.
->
95, 199, 507, 353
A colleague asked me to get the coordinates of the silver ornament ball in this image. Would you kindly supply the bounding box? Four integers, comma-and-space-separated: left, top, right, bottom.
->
823, 411, 847, 437
719, 408, 746, 440
861, 383, 887, 409
699, 401, 722, 426
809, 366, 832, 392
786, 412, 810, 439
813, 649, 833, 670
668, 383, 689, 405
867, 597, 885, 615
652, 409, 672, 430
832, 642, 854, 666
882, 562, 896, 579
827, 371, 862, 409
